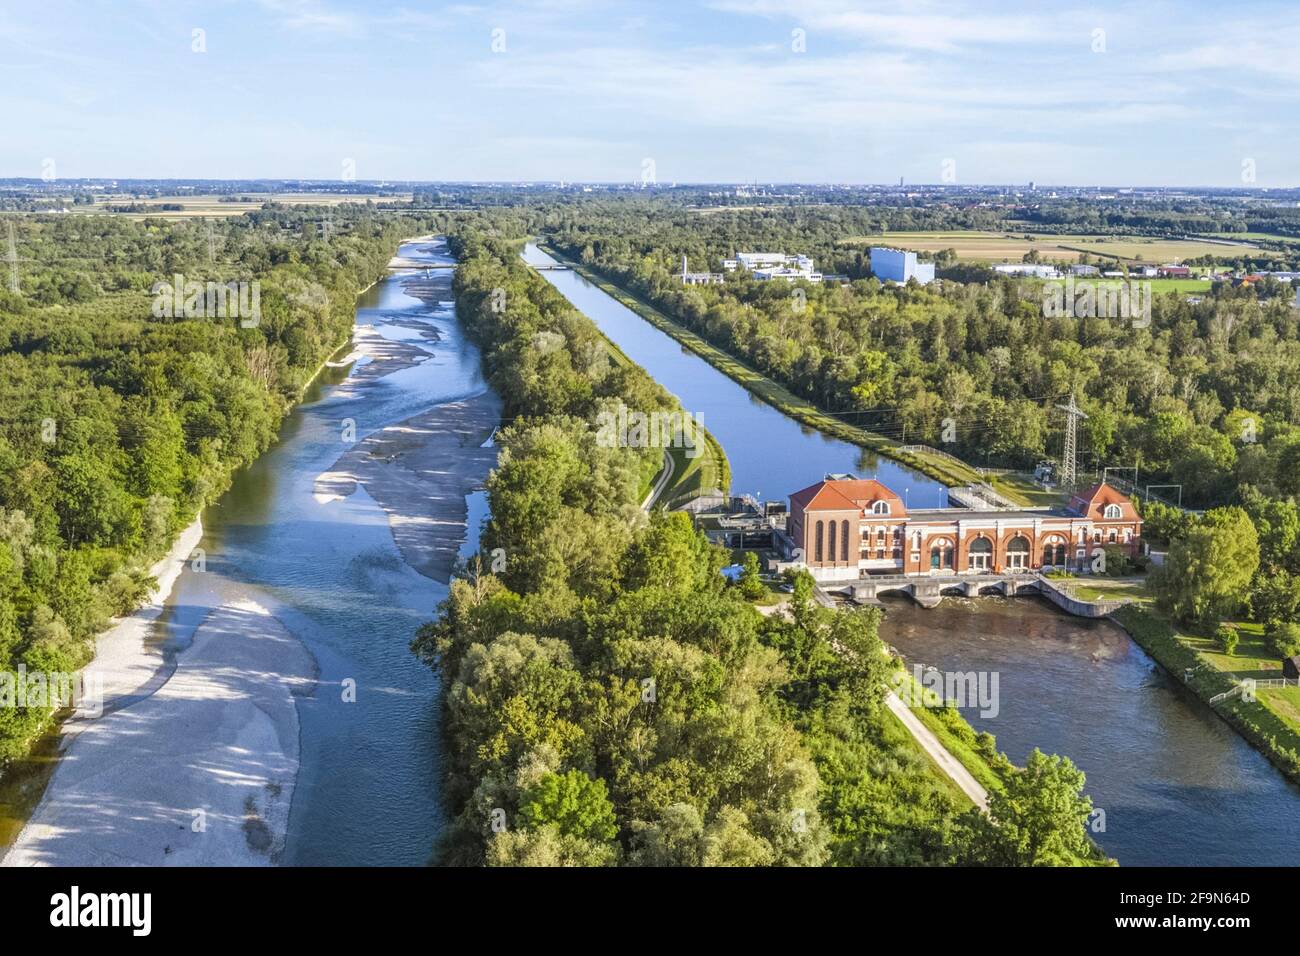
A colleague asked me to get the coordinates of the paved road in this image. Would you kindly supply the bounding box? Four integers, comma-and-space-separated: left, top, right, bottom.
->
885, 690, 990, 811
642, 448, 675, 510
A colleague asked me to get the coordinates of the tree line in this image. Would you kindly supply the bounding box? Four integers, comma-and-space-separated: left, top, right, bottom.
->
0, 208, 405, 760
413, 229, 1098, 866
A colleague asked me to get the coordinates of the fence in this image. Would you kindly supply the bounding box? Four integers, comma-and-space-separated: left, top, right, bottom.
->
1209, 677, 1299, 705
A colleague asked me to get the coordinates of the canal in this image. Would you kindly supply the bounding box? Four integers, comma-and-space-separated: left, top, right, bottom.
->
522, 244, 949, 507
523, 242, 1300, 866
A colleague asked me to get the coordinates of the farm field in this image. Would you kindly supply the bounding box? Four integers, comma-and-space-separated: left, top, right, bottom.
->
86, 192, 412, 218
837, 230, 1267, 265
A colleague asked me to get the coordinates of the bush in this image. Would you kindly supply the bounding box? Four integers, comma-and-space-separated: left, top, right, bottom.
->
1215, 623, 1239, 655
1267, 622, 1300, 658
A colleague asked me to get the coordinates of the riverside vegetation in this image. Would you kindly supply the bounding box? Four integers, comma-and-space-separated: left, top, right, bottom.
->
0, 208, 406, 762
412, 230, 1099, 866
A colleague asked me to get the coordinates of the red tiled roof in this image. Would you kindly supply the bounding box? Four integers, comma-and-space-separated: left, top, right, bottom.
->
790, 478, 907, 515
1068, 482, 1138, 521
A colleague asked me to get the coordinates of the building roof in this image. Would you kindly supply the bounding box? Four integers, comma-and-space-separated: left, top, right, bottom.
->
790, 477, 907, 516
1068, 482, 1139, 521
792, 477, 1139, 523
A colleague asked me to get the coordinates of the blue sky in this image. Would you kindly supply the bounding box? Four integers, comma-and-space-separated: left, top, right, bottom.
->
3, 0, 1298, 185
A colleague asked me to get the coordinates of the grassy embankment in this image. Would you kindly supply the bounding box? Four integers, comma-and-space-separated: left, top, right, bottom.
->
521, 250, 728, 508
1112, 605, 1300, 785
891, 667, 1111, 864
535, 241, 1012, 498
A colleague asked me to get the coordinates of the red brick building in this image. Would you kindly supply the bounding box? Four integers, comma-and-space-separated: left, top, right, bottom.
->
786, 477, 1142, 583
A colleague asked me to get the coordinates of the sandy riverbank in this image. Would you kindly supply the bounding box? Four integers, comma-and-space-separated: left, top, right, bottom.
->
314, 392, 499, 582
4, 238, 497, 865
77, 518, 204, 715
3, 597, 315, 866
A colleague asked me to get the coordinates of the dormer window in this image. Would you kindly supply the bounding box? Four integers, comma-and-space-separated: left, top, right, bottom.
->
1103, 504, 1122, 519
871, 500, 891, 516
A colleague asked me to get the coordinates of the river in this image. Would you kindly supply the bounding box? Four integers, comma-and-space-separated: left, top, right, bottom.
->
173, 237, 496, 864
1, 237, 497, 866
522, 242, 1300, 866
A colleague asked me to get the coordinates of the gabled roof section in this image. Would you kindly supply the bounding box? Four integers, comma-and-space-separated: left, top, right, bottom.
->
790, 478, 908, 516
1068, 482, 1139, 521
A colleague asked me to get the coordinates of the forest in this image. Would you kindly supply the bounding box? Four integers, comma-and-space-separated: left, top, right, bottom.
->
412, 229, 1098, 866
543, 201, 1300, 696
0, 208, 403, 759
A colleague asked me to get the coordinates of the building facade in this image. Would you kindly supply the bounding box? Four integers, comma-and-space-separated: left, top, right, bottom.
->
722, 251, 821, 283
869, 247, 936, 285
787, 477, 1141, 583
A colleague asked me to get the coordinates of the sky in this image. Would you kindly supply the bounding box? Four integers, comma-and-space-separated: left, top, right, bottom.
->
2, 0, 1299, 186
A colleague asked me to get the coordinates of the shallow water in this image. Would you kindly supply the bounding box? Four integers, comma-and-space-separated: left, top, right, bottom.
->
156, 238, 493, 865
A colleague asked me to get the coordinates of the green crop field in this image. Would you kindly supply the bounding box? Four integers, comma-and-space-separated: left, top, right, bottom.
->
837, 230, 1266, 265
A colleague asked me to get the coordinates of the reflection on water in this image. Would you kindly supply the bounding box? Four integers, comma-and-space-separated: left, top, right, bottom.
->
522, 244, 949, 507
159, 238, 492, 865
881, 595, 1300, 866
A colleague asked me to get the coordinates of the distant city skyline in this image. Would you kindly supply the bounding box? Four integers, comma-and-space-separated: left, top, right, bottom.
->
3, 0, 1299, 186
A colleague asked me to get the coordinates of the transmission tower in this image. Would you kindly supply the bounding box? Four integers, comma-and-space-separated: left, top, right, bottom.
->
1055, 392, 1089, 487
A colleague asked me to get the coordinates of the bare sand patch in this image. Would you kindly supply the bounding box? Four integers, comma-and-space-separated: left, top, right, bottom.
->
3, 598, 316, 866
313, 392, 499, 582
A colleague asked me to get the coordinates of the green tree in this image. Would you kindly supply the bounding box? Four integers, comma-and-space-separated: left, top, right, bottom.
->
1155, 507, 1260, 624
982, 749, 1094, 866
519, 770, 619, 843
738, 550, 766, 600
1267, 622, 1300, 658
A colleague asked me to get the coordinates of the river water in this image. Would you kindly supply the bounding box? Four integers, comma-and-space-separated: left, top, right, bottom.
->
523, 242, 1300, 866
154, 237, 492, 865
521, 244, 948, 507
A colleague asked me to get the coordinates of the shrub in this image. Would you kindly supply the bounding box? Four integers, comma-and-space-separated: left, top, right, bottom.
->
1267, 622, 1300, 658
1215, 623, 1240, 655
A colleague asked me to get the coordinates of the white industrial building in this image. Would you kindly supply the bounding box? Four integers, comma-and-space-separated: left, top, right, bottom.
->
869, 247, 936, 285
992, 263, 1060, 278
679, 256, 724, 286
722, 252, 821, 283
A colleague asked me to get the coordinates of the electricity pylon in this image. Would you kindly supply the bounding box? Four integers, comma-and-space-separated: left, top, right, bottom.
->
1055, 392, 1089, 488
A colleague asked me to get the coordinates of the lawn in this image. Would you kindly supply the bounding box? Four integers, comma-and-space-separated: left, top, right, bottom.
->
836, 230, 1265, 266
1113, 606, 1300, 783
1053, 577, 1153, 605
987, 472, 1069, 508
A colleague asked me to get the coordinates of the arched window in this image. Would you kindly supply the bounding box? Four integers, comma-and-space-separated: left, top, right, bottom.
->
930, 545, 941, 570
968, 536, 992, 570
828, 520, 837, 563
872, 500, 891, 515
814, 521, 824, 563
841, 520, 850, 562
1103, 504, 1122, 519
1006, 535, 1030, 570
